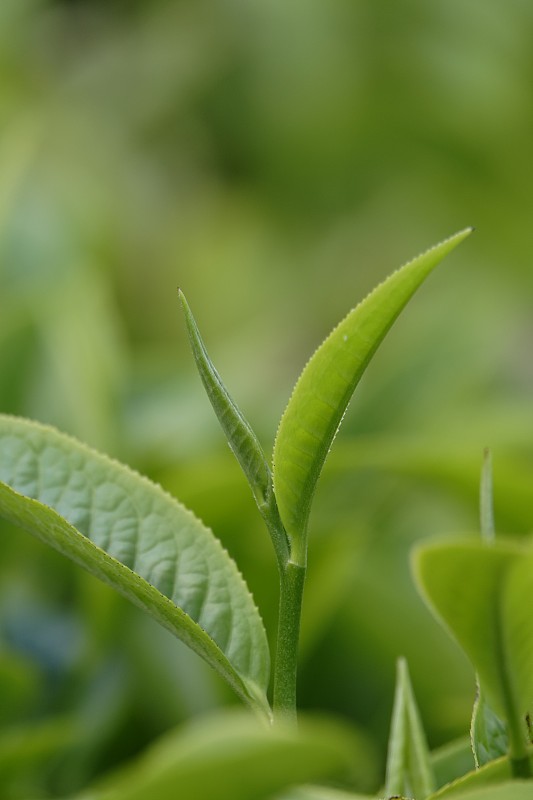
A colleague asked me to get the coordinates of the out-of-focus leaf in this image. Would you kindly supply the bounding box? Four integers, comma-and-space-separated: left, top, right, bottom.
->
385, 657, 436, 799
273, 786, 373, 800
431, 782, 533, 800
71, 711, 366, 800
0, 650, 43, 724
471, 684, 508, 767
413, 538, 533, 764
0, 716, 75, 796
273, 229, 472, 565
426, 753, 533, 798
0, 415, 270, 715
431, 737, 475, 790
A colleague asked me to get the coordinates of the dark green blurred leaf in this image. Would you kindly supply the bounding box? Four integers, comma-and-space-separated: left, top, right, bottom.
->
73, 711, 369, 800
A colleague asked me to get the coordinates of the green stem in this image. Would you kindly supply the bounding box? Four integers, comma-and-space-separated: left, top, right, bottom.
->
273, 560, 306, 723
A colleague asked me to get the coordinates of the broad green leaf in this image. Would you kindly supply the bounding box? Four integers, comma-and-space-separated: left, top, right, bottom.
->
471, 684, 508, 767
413, 538, 533, 762
71, 711, 364, 800
385, 657, 436, 799
179, 290, 289, 568
0, 415, 270, 715
273, 229, 472, 564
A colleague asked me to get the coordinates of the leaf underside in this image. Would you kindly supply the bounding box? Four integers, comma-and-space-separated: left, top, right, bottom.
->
413, 538, 533, 730
0, 415, 270, 714
273, 228, 472, 563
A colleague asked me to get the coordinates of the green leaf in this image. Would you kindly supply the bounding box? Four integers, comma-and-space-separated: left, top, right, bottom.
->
431, 737, 475, 789
479, 449, 495, 544
385, 657, 436, 799
413, 538, 533, 767
427, 751, 533, 798
430, 781, 533, 800
274, 787, 374, 800
0, 415, 270, 715
471, 683, 508, 767
71, 711, 364, 800
273, 229, 472, 564
179, 290, 289, 569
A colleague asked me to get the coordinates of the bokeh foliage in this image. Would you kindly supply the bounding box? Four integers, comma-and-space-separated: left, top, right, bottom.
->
1, 0, 533, 795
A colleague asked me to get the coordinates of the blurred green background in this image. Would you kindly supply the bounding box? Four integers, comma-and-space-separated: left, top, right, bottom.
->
1, 0, 533, 796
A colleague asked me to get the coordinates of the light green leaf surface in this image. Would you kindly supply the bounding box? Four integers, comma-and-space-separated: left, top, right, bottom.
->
385, 657, 436, 799
0, 415, 270, 714
72, 711, 361, 800
273, 229, 472, 564
413, 538, 533, 758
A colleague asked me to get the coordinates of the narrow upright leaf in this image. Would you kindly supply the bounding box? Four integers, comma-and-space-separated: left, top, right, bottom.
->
0, 415, 270, 715
385, 657, 436, 799
179, 291, 289, 568
273, 229, 472, 564
179, 290, 272, 510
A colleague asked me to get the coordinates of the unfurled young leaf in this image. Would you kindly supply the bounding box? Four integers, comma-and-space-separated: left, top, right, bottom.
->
0, 415, 270, 716
178, 290, 272, 511
385, 657, 436, 799
179, 290, 289, 568
273, 229, 472, 565
413, 538, 533, 771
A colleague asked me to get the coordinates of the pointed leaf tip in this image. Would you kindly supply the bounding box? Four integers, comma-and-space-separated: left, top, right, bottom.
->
273, 229, 471, 563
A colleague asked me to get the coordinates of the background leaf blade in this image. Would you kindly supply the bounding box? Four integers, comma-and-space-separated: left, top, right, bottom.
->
385, 657, 436, 799
413, 537, 533, 763
0, 415, 270, 714
70, 711, 369, 800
